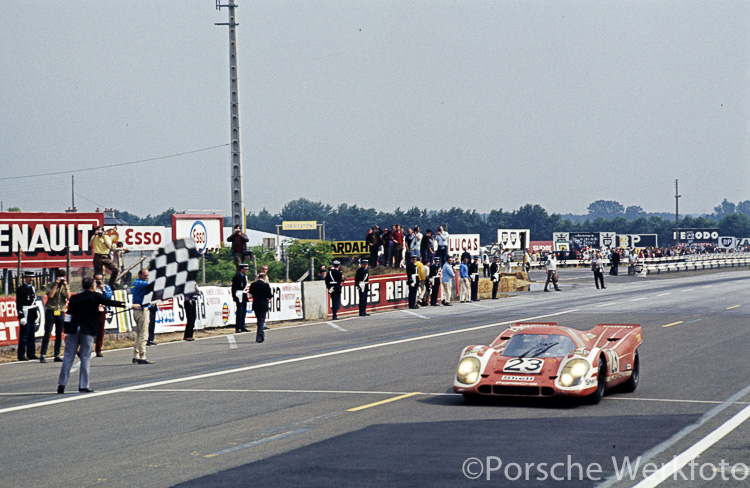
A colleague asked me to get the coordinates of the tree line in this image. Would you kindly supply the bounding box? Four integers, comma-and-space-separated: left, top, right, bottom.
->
109, 198, 750, 246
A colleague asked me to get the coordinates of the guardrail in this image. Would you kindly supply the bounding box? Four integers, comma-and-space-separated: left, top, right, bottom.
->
640, 252, 750, 275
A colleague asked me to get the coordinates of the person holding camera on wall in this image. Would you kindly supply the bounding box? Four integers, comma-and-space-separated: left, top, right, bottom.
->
89, 225, 119, 289
41, 269, 69, 363
226, 225, 251, 269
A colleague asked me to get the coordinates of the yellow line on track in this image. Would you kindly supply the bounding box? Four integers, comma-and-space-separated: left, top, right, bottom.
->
662, 321, 684, 328
347, 392, 421, 412
726, 305, 741, 310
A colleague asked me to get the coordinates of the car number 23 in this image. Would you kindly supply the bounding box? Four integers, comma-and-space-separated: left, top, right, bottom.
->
503, 358, 545, 374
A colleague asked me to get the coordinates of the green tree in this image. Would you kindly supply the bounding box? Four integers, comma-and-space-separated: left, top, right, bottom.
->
7, 206, 21, 212
203, 247, 237, 285
587, 200, 624, 220
713, 199, 736, 221
625, 205, 646, 221
737, 200, 750, 217
719, 213, 750, 238
284, 241, 333, 282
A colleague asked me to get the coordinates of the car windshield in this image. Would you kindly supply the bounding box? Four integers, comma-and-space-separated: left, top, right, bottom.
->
502, 333, 576, 358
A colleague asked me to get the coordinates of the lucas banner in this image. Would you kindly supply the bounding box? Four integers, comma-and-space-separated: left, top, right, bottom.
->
448, 234, 481, 254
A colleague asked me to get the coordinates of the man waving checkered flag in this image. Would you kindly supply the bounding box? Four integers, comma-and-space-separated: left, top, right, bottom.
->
142, 238, 200, 305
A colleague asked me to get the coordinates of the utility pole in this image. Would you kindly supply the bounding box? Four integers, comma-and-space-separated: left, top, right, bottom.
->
215, 1, 245, 228
72, 175, 75, 210
674, 179, 681, 247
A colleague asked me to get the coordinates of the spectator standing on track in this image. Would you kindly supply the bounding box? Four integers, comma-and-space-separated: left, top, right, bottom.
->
366, 227, 380, 268
249, 273, 274, 343
183, 287, 198, 341
355, 259, 370, 316
544, 253, 561, 292
406, 255, 420, 309
610, 248, 620, 276
130, 269, 155, 364
428, 256, 441, 306
628, 249, 639, 276
416, 257, 428, 305
41, 269, 69, 363
325, 259, 345, 320
523, 249, 531, 275
16, 271, 39, 361
482, 250, 490, 277
502, 248, 512, 273
231, 264, 250, 333
592, 251, 606, 289
469, 256, 480, 302
435, 226, 449, 266
227, 225, 250, 269
490, 255, 500, 299
440, 256, 455, 306
57, 277, 126, 394
459, 256, 470, 303
89, 226, 119, 289
92, 273, 112, 357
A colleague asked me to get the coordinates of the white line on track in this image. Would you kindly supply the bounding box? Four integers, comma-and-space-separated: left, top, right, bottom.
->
656, 292, 671, 297
467, 303, 493, 308
629, 297, 647, 302
596, 303, 615, 308
399, 309, 429, 320
326, 321, 347, 332
0, 308, 579, 415
596, 381, 750, 488
227, 335, 238, 349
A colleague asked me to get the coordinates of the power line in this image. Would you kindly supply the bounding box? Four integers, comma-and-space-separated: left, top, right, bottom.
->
0, 144, 229, 181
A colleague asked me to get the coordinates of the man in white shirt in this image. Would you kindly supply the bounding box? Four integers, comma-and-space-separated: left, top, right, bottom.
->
435, 226, 449, 266
544, 253, 561, 292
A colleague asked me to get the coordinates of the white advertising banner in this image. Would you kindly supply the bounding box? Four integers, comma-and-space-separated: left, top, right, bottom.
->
497, 229, 530, 249
245, 282, 303, 323
448, 234, 481, 255
112, 226, 167, 251
172, 214, 224, 254
718, 236, 736, 249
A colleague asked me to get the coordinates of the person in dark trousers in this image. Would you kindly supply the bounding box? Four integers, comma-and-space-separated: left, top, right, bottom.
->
93, 273, 113, 356
610, 248, 620, 276
146, 303, 158, 346
469, 256, 481, 302
490, 255, 501, 299
544, 253, 561, 292
232, 264, 250, 332
41, 269, 69, 363
16, 271, 39, 361
325, 260, 345, 319
406, 255, 419, 309
355, 259, 370, 316
592, 251, 606, 289
366, 226, 381, 268
429, 256, 441, 306
57, 277, 126, 394
183, 287, 198, 341
226, 225, 251, 269
249, 274, 273, 343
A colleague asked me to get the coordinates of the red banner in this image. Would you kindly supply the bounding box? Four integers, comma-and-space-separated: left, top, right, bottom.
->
0, 297, 20, 346
327, 273, 443, 317
0, 212, 103, 269
530, 241, 554, 253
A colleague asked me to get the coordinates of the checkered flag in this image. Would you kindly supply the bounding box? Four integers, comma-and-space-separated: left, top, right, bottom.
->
142, 238, 200, 305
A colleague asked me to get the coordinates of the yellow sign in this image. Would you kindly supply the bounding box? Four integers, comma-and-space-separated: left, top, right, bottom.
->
330, 241, 369, 256
282, 221, 317, 231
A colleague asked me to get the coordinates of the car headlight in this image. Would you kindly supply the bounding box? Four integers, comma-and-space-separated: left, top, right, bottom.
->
559, 358, 590, 387
456, 357, 481, 384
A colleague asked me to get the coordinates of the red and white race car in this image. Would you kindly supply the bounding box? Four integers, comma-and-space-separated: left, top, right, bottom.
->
453, 322, 642, 404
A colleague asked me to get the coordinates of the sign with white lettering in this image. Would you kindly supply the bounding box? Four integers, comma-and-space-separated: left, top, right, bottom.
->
111, 226, 167, 251
448, 234, 481, 254
0, 212, 103, 269
172, 214, 223, 254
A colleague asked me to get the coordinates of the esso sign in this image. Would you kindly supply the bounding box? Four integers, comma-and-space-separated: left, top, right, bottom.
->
114, 226, 167, 251
190, 221, 208, 253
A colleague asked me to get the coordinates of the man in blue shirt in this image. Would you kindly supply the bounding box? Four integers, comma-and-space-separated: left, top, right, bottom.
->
440, 256, 455, 306
93, 273, 113, 357
130, 269, 154, 364
459, 257, 470, 303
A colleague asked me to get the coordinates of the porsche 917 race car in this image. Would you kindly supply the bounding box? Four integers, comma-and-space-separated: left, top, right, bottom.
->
453, 322, 642, 404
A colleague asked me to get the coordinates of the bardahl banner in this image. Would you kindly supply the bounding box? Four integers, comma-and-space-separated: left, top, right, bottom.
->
0, 212, 103, 269
448, 234, 481, 254
328, 273, 441, 317
497, 229, 530, 250
330, 241, 368, 256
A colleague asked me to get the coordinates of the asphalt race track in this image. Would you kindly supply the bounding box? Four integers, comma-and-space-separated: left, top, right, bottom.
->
1, 268, 749, 487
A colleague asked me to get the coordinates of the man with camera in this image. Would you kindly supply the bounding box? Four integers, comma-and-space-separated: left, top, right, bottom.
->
226, 225, 251, 269
92, 273, 113, 357
89, 225, 119, 289
41, 269, 69, 363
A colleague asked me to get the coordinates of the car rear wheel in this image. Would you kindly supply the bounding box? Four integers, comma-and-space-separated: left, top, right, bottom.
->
621, 350, 640, 393
586, 360, 606, 405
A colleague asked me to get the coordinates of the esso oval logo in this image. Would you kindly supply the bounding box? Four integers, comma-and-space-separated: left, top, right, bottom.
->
190, 221, 208, 254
